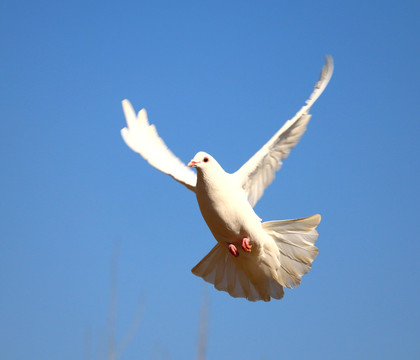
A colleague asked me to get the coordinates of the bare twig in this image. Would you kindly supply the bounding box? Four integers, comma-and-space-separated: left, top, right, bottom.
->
115, 294, 145, 359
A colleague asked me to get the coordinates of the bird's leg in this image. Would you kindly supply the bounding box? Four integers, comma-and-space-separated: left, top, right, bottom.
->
228, 244, 239, 257
241, 237, 252, 252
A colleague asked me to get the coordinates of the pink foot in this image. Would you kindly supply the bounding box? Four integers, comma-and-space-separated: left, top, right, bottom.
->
228, 244, 239, 257
241, 237, 252, 252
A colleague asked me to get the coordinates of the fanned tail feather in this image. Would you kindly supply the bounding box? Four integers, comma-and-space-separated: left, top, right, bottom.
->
262, 214, 321, 289
191, 244, 284, 302
192, 215, 320, 301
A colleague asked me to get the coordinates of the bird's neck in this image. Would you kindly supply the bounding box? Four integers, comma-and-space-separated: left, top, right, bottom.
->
196, 167, 229, 191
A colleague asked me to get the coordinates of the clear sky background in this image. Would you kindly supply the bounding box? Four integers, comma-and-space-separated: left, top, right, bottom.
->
1, 1, 419, 359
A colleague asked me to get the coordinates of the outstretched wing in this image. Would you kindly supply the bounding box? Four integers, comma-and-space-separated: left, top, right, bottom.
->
234, 56, 333, 207
121, 100, 197, 192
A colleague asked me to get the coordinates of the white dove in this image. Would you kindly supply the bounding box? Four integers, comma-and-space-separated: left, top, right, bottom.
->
121, 56, 333, 301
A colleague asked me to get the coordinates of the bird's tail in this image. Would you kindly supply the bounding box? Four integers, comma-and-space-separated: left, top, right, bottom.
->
191, 243, 284, 302
262, 214, 321, 289
191, 214, 320, 301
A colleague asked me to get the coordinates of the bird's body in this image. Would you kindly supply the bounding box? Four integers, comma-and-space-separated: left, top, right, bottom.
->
120, 56, 333, 301
194, 156, 261, 245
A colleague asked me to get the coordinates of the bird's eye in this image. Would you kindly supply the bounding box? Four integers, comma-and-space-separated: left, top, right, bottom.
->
203, 157, 209, 163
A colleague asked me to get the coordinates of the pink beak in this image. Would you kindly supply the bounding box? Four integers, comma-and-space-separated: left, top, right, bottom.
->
187, 160, 198, 167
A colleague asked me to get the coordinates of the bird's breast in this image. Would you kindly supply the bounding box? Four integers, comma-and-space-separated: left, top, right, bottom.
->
195, 179, 260, 242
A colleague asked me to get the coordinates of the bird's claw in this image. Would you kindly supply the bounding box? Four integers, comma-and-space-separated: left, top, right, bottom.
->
228, 238, 251, 256
241, 237, 252, 252
228, 244, 239, 257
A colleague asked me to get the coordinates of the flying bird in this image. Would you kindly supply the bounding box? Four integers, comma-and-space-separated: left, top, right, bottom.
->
121, 56, 333, 301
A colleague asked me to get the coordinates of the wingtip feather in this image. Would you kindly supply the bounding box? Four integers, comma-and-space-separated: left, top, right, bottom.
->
137, 108, 149, 126
321, 54, 334, 86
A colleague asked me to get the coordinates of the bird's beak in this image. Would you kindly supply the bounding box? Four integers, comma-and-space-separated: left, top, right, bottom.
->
188, 160, 198, 167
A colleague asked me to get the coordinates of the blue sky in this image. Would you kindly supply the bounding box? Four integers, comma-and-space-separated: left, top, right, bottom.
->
1, 1, 419, 359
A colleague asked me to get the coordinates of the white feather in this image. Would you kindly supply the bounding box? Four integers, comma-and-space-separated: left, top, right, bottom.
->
263, 215, 321, 289
235, 55, 334, 207
120, 100, 197, 192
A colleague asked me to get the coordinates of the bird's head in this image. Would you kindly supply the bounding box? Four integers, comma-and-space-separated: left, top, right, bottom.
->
188, 151, 213, 168
188, 151, 221, 173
